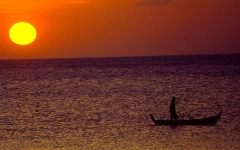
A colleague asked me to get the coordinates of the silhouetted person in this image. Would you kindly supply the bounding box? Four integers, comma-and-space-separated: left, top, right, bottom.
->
169, 96, 179, 121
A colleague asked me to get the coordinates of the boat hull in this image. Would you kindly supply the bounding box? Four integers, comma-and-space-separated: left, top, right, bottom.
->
150, 111, 222, 126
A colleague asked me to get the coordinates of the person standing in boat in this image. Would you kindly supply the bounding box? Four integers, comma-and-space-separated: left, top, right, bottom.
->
169, 96, 179, 121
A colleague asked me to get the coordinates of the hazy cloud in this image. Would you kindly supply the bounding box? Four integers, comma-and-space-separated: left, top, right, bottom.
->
42, 0, 89, 4
134, 0, 171, 6
0, 0, 90, 6
0, 0, 90, 12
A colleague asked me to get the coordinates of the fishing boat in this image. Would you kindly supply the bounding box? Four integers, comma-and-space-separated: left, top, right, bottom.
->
150, 110, 222, 126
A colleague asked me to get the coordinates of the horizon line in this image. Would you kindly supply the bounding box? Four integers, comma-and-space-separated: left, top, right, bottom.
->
1, 53, 239, 61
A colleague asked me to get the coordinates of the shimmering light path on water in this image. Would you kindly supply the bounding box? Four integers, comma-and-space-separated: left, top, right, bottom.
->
0, 54, 240, 149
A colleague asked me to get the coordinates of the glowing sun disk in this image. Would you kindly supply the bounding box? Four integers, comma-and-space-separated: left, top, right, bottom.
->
9, 22, 37, 45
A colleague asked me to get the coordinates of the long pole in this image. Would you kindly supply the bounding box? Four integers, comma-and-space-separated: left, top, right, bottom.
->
176, 111, 194, 120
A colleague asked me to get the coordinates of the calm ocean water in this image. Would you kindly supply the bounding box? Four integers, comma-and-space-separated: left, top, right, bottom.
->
0, 54, 240, 150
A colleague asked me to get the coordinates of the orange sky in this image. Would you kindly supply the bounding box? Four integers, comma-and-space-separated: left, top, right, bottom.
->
0, 0, 240, 59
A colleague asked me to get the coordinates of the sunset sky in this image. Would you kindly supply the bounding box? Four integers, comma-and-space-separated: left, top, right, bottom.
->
0, 0, 240, 59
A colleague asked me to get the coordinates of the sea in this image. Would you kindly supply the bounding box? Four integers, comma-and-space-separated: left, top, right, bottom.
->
0, 54, 240, 150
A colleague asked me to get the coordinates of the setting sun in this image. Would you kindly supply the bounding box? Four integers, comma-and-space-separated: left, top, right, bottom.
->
9, 22, 37, 46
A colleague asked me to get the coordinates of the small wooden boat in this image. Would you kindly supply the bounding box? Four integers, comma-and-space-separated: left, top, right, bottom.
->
150, 111, 222, 126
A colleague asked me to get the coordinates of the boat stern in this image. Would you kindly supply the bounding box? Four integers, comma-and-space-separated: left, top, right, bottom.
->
149, 114, 156, 124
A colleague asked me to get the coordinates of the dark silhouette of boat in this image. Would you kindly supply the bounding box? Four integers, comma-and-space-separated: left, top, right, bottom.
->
150, 111, 222, 126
